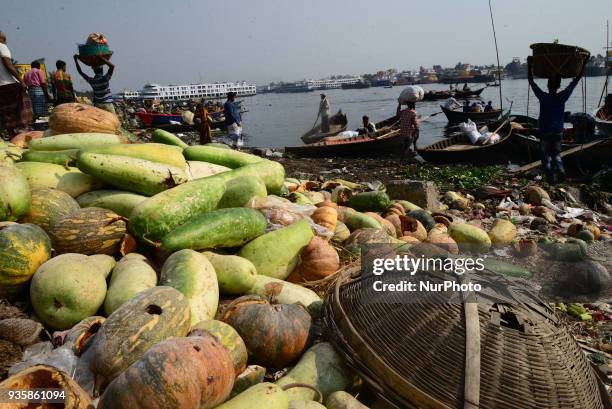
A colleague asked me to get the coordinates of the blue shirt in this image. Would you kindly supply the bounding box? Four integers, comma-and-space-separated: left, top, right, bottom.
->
224, 101, 241, 126
531, 79, 579, 135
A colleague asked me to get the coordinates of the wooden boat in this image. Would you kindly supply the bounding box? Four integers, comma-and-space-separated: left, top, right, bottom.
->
300, 111, 348, 144
595, 107, 612, 137
512, 137, 612, 174
423, 91, 453, 101
417, 124, 515, 165
454, 87, 486, 99
440, 104, 503, 123
137, 112, 184, 127
286, 129, 403, 158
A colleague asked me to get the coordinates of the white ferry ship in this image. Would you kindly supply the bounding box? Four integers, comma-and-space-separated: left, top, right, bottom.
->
140, 82, 256, 101
114, 90, 141, 100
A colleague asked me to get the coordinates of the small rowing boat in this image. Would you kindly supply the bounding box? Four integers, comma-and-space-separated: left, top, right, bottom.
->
287, 115, 401, 157
440, 104, 504, 123
286, 129, 403, 158
300, 111, 348, 144
594, 107, 612, 137
417, 124, 515, 165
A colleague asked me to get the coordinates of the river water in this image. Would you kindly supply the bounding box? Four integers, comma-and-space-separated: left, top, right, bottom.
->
237, 77, 609, 148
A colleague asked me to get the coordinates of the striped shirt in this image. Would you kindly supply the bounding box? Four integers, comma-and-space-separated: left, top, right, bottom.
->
84, 73, 113, 104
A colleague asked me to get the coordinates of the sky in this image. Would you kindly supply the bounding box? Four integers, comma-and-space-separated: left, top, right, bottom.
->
2, 0, 610, 91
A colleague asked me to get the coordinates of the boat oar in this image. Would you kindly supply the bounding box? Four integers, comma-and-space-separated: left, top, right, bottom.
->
419, 111, 444, 122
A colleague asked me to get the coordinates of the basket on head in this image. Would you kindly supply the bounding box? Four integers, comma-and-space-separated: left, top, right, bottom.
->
530, 43, 590, 79
77, 43, 113, 67
323, 265, 606, 409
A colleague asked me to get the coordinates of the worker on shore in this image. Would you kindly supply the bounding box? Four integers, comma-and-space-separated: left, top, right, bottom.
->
194, 101, 212, 144
0, 30, 32, 136
396, 100, 419, 161
318, 93, 330, 133
50, 60, 76, 106
527, 56, 585, 183
362, 115, 377, 137
74, 54, 116, 114
224, 91, 242, 148
24, 61, 51, 118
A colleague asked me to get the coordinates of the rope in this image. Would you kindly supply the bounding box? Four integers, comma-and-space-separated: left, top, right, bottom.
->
526, 84, 531, 117
488, 0, 503, 110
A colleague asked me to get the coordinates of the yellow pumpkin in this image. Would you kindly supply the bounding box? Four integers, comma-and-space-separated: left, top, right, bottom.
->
311, 206, 337, 234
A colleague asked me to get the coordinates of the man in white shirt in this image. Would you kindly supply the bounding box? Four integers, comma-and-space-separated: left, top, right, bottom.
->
0, 31, 31, 135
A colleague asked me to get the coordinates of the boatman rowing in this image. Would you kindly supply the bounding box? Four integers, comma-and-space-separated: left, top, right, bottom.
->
527, 56, 585, 184
318, 93, 331, 133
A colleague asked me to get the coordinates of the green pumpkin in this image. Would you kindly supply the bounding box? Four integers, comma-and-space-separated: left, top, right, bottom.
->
0, 222, 51, 299
20, 188, 80, 232
0, 163, 31, 221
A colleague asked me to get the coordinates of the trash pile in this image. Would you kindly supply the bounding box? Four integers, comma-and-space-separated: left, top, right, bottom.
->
0, 103, 610, 406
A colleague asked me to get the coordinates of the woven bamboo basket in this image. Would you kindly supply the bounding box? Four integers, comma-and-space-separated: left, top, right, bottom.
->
76, 43, 113, 67
323, 264, 607, 409
530, 43, 590, 78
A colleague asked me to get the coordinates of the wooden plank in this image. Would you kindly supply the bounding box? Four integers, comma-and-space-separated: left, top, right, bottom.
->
511, 139, 606, 174
463, 300, 481, 409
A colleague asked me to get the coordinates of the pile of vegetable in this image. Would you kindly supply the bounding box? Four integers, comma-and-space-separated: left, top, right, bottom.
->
1, 104, 609, 408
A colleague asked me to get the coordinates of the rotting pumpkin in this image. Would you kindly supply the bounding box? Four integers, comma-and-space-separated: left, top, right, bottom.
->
88, 286, 192, 393
221, 295, 312, 369
98, 334, 234, 409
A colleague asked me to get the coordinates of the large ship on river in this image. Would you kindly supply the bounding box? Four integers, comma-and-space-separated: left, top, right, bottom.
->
139, 81, 256, 101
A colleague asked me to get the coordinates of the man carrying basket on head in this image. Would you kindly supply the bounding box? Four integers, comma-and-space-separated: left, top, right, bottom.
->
527, 56, 585, 184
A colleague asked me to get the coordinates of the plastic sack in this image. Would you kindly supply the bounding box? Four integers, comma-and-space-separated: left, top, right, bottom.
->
246, 195, 332, 239
9, 342, 96, 395
86, 32, 108, 45
483, 132, 501, 144
460, 119, 485, 144
337, 130, 359, 138
398, 86, 425, 103
443, 97, 461, 110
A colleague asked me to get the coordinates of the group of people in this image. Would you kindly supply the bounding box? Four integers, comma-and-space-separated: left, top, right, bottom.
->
192, 91, 242, 147
0, 30, 117, 136
462, 100, 494, 113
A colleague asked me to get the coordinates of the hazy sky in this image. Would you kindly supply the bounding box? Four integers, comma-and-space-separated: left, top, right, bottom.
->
2, 0, 610, 91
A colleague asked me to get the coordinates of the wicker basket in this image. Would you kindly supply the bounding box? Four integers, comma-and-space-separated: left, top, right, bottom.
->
530, 43, 590, 78
76, 43, 113, 67
323, 264, 607, 409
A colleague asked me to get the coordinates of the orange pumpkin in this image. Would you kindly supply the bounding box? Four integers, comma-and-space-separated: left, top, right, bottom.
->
383, 202, 405, 218
311, 206, 337, 234
315, 200, 338, 210
98, 335, 234, 409
49, 103, 120, 135
399, 216, 427, 242
221, 296, 312, 369
426, 224, 459, 254
365, 212, 397, 237
288, 236, 340, 282
10, 130, 43, 148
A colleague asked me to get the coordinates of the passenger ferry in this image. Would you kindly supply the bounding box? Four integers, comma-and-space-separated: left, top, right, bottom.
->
114, 90, 141, 100
140, 82, 256, 101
